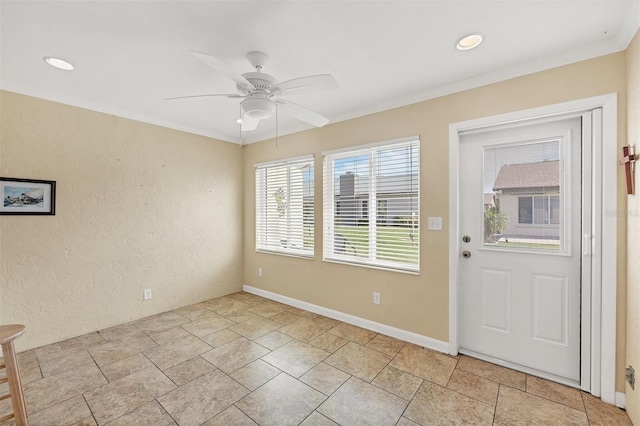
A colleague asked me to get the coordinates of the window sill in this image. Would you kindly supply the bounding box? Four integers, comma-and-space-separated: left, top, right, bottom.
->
322, 257, 420, 275
256, 249, 314, 260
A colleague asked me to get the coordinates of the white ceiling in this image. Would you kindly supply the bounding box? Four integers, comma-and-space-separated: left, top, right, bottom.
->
1, 1, 639, 144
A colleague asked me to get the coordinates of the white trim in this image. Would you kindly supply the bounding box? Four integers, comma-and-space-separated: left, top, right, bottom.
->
580, 111, 594, 393
254, 154, 314, 169
242, 19, 636, 145
4, 2, 637, 148
591, 107, 604, 398
599, 96, 618, 405
448, 93, 617, 403
615, 392, 626, 409
321, 135, 419, 156
448, 126, 460, 356
615, 1, 640, 50
4, 10, 636, 147
0, 85, 237, 144
458, 111, 592, 137
243, 285, 449, 353
258, 29, 632, 145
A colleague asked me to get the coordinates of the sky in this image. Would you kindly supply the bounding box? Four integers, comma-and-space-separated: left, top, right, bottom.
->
333, 144, 419, 179
483, 140, 560, 193
3, 185, 34, 198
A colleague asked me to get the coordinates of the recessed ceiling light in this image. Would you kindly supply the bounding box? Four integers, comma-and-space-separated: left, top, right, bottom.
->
456, 34, 484, 51
43, 57, 74, 71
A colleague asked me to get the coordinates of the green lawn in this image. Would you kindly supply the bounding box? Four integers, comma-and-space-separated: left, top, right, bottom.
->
335, 225, 419, 264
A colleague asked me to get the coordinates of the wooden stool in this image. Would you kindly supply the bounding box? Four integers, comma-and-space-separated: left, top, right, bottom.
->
0, 324, 27, 426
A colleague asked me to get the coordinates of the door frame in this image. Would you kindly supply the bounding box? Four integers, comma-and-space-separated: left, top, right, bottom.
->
448, 94, 618, 403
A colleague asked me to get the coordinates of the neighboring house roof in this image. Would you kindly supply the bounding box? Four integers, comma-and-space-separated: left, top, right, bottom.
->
493, 160, 559, 191
484, 193, 495, 205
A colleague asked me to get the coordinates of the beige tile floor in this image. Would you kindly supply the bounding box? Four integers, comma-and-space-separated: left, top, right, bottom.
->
0, 291, 633, 425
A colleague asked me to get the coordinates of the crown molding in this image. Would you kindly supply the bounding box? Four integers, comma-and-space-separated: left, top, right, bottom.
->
325, 36, 634, 134
3, 22, 637, 146
0, 82, 238, 144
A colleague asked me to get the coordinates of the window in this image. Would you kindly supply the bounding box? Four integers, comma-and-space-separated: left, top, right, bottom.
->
255, 155, 314, 257
518, 195, 559, 225
518, 197, 533, 224
323, 137, 420, 272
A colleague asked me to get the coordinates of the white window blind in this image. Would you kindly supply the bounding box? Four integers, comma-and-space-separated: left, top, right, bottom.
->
256, 155, 314, 257
323, 138, 420, 272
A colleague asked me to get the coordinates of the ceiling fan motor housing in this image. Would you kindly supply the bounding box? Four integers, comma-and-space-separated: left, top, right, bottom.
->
238, 72, 277, 95
238, 70, 278, 118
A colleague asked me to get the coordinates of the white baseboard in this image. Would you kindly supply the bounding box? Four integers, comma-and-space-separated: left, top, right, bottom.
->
243, 285, 450, 354
615, 391, 626, 409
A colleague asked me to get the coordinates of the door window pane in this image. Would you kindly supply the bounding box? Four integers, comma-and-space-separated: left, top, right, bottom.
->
483, 140, 562, 251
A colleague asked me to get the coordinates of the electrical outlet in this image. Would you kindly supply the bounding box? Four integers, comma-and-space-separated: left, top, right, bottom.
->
143, 289, 152, 300
373, 292, 381, 304
258, 267, 263, 277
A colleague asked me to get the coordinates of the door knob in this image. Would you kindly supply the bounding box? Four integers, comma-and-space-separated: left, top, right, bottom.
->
462, 250, 471, 258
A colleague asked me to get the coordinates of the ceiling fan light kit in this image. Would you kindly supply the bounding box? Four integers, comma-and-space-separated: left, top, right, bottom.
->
169, 50, 338, 133
241, 98, 276, 119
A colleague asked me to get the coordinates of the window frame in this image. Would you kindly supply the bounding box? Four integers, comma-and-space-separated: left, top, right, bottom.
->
322, 136, 420, 273
255, 155, 314, 258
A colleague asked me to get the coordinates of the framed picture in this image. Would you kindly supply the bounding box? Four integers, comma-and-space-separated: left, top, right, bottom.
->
0, 177, 56, 215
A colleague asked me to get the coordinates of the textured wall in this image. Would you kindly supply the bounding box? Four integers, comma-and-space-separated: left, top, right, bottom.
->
0, 91, 243, 351
243, 52, 629, 390
626, 29, 640, 421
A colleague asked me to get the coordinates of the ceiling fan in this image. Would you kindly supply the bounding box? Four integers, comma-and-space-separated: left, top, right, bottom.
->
168, 51, 338, 132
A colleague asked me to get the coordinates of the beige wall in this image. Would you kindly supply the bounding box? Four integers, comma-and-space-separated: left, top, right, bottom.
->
626, 29, 640, 421
243, 52, 629, 391
0, 91, 244, 352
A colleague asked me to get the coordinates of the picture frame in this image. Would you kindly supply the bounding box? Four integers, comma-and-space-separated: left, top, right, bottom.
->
0, 177, 56, 215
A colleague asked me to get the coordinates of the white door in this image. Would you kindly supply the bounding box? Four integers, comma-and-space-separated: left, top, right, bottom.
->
458, 116, 586, 384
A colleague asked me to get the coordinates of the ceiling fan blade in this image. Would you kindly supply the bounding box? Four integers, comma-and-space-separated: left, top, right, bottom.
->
191, 51, 256, 92
270, 74, 338, 96
275, 99, 329, 128
241, 114, 260, 131
164, 94, 242, 101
